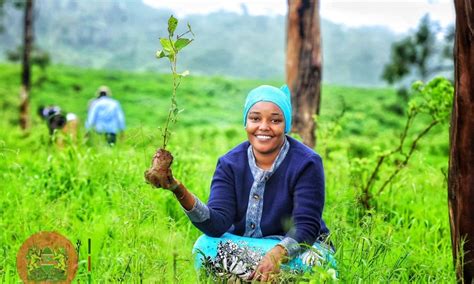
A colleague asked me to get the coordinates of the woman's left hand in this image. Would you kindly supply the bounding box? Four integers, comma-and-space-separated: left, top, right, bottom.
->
251, 245, 287, 282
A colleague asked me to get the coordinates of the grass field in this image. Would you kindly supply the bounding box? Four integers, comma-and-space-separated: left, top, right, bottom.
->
0, 63, 455, 282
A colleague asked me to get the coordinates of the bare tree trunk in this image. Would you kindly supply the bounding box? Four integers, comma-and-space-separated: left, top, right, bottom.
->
286, 0, 322, 149
448, 0, 474, 282
19, 0, 33, 130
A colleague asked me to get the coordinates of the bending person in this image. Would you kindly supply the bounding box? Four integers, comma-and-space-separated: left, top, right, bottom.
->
38, 105, 78, 146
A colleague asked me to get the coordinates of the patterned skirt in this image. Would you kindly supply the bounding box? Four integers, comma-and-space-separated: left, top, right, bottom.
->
193, 233, 337, 281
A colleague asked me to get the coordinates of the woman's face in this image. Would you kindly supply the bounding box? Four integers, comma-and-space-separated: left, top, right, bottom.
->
246, 101, 286, 156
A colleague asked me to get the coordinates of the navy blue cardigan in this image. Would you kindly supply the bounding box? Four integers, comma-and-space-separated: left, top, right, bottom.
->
192, 135, 329, 245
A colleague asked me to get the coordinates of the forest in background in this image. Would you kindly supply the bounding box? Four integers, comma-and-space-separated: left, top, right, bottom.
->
0, 0, 404, 86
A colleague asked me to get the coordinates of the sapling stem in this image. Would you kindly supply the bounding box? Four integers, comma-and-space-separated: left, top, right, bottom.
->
155, 15, 193, 149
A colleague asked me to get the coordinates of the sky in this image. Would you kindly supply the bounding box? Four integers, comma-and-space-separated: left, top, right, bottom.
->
142, 0, 455, 33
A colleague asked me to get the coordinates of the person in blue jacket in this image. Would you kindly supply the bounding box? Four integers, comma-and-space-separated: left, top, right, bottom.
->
85, 86, 125, 145
148, 85, 332, 281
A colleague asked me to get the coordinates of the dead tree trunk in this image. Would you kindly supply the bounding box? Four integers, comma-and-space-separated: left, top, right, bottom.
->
448, 0, 474, 282
286, 0, 322, 149
19, 0, 33, 130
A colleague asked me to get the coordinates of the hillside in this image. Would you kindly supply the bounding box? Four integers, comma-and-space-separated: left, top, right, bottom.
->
0, 0, 399, 86
0, 62, 448, 157
0, 63, 454, 282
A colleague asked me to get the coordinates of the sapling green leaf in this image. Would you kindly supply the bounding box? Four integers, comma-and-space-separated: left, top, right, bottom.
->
187, 22, 195, 37
159, 38, 174, 55
156, 50, 166, 59
155, 15, 194, 149
175, 38, 191, 51
167, 15, 178, 37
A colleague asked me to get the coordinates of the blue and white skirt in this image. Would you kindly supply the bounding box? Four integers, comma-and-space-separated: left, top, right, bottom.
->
193, 233, 337, 280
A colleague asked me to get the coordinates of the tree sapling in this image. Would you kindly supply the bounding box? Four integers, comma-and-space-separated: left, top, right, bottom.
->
145, 15, 194, 187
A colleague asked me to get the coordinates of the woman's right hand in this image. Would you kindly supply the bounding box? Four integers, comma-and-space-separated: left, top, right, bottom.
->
145, 148, 195, 210
145, 168, 177, 189
144, 148, 177, 190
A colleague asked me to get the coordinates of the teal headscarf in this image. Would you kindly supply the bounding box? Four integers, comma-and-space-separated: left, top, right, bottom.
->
243, 85, 292, 133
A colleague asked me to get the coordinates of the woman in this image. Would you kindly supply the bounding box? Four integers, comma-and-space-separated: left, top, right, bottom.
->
146, 85, 333, 282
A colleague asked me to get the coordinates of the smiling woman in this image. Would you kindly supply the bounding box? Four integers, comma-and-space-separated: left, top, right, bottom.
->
245, 101, 286, 169
145, 84, 335, 281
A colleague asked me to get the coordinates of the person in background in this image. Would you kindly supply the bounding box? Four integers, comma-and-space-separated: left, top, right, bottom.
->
85, 86, 126, 145
37, 105, 78, 146
145, 85, 335, 282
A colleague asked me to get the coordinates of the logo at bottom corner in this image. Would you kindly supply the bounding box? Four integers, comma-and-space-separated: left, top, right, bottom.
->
17, 231, 78, 283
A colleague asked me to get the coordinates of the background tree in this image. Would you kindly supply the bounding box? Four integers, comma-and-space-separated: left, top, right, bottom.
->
448, 0, 474, 282
382, 15, 453, 101
286, 0, 322, 148
19, 0, 33, 130
0, 0, 6, 32
6, 45, 50, 84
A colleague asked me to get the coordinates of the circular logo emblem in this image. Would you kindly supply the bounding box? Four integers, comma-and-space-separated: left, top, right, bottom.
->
17, 231, 78, 283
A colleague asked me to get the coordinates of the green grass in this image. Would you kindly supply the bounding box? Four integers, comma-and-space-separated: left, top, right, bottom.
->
0, 63, 455, 282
